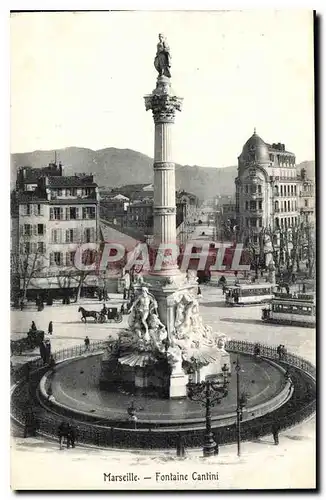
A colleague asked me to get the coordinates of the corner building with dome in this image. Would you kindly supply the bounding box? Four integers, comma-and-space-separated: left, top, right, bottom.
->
235, 130, 300, 241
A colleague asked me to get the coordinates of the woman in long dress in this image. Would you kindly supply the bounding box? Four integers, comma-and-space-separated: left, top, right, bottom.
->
154, 33, 171, 78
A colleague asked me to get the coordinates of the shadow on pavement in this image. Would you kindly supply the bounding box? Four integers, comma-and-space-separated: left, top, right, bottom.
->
200, 302, 228, 308
220, 318, 268, 326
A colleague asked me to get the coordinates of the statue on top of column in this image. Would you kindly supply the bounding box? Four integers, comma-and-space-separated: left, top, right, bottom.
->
154, 33, 171, 78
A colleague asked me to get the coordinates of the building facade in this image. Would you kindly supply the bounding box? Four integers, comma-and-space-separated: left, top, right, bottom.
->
13, 164, 100, 299
298, 167, 315, 227
235, 130, 300, 241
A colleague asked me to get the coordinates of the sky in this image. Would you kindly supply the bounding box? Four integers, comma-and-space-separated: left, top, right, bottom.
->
10, 10, 315, 167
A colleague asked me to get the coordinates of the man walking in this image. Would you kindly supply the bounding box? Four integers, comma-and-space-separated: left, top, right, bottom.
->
84, 336, 90, 351
272, 422, 280, 445
48, 321, 53, 335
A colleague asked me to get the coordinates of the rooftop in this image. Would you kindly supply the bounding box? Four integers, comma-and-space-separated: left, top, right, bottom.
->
47, 175, 97, 188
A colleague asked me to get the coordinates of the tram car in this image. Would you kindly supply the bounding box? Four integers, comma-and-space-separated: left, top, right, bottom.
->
225, 284, 274, 306
262, 294, 315, 327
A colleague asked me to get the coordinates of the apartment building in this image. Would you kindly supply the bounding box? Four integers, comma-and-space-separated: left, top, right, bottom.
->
13, 164, 100, 299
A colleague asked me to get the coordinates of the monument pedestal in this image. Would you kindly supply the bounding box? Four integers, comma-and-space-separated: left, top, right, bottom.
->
169, 367, 189, 398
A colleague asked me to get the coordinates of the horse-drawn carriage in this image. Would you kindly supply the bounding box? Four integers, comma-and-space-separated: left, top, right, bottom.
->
11, 329, 45, 356
78, 306, 123, 324
98, 307, 123, 324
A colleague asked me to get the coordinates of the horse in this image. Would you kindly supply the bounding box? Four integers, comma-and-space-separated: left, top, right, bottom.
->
78, 306, 98, 323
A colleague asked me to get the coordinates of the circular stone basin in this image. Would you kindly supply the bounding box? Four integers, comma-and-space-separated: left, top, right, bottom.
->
46, 352, 288, 427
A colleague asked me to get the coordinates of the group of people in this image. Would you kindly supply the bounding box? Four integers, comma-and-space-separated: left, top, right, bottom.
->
30, 320, 53, 335
58, 420, 77, 449
277, 344, 287, 360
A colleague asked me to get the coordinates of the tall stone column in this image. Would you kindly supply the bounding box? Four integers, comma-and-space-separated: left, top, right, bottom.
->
144, 76, 183, 276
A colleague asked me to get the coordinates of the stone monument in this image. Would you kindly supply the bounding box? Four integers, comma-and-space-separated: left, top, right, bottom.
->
100, 35, 230, 398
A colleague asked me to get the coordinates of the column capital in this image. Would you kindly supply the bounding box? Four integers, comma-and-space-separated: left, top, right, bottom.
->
144, 94, 183, 124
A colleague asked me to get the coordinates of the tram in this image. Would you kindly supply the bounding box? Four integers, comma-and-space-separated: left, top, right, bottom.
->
225, 284, 274, 306
262, 294, 316, 327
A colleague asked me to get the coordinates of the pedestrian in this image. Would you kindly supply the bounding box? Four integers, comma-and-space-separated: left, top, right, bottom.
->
84, 336, 90, 351
197, 286, 202, 298
44, 339, 51, 364
24, 408, 37, 438
20, 299, 24, 311
272, 423, 280, 445
48, 321, 53, 335
302, 284, 306, 294
277, 344, 282, 359
67, 422, 77, 448
254, 343, 261, 357
31, 321, 37, 331
176, 433, 185, 457
49, 355, 56, 373
58, 421, 68, 450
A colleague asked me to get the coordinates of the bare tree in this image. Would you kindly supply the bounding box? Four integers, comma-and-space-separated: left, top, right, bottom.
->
11, 245, 48, 304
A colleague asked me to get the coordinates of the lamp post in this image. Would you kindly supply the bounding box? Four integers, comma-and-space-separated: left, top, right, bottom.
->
187, 364, 229, 457
235, 356, 247, 457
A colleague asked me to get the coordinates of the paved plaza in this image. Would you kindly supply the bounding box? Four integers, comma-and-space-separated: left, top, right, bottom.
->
11, 222, 316, 488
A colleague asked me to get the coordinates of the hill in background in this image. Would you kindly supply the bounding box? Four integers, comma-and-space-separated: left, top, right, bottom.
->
11, 147, 315, 200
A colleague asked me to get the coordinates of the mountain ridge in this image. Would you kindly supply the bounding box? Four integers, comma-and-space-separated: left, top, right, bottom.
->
11, 147, 315, 200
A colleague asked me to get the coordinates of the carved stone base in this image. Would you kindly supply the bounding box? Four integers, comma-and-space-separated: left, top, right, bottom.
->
169, 368, 189, 399
135, 368, 148, 389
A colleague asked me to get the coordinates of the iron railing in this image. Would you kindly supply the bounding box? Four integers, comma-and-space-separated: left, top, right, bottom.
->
11, 339, 316, 449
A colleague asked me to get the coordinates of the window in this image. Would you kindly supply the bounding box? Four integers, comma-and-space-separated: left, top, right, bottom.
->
291, 185, 294, 195
245, 185, 249, 194
50, 252, 63, 266
250, 201, 256, 210
82, 206, 96, 219
84, 227, 95, 243
305, 199, 308, 207
294, 185, 297, 196
24, 242, 31, 254
51, 229, 62, 243
37, 242, 45, 254
24, 224, 31, 236
245, 201, 249, 210
26, 205, 31, 215
280, 185, 283, 196
66, 251, 76, 266
37, 224, 44, 235
250, 185, 257, 194
275, 201, 279, 211
66, 229, 74, 243
50, 207, 64, 220
68, 207, 79, 220
82, 249, 97, 265
258, 201, 262, 210
288, 200, 291, 211
258, 185, 262, 194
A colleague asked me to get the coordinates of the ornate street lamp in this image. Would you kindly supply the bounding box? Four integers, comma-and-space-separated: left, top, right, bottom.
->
235, 356, 247, 457
187, 364, 229, 457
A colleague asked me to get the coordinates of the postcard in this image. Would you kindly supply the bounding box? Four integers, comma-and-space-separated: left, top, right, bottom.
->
10, 9, 316, 490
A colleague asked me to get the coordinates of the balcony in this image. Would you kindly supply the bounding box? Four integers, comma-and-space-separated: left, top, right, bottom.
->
300, 207, 314, 213
245, 209, 264, 214
243, 193, 263, 200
